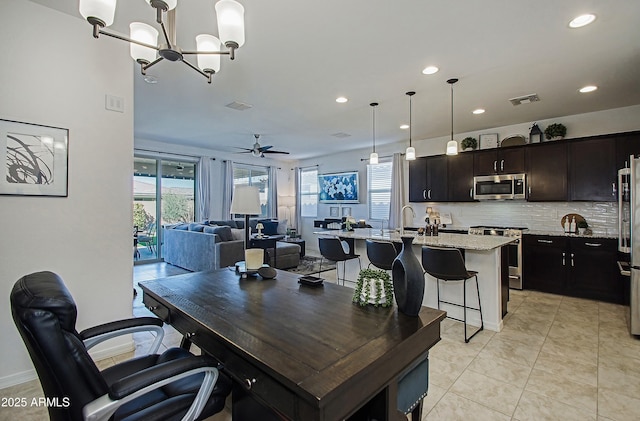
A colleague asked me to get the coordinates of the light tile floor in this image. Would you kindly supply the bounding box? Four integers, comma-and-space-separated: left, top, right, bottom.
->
2, 262, 639, 421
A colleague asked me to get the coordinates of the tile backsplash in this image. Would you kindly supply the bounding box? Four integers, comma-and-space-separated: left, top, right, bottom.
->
408, 201, 619, 236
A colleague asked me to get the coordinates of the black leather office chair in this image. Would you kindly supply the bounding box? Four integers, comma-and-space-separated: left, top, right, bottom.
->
421, 246, 484, 343
365, 239, 401, 270
318, 237, 361, 285
10, 271, 231, 421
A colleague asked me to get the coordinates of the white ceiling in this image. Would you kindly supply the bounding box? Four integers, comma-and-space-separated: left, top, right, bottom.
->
31, 0, 640, 160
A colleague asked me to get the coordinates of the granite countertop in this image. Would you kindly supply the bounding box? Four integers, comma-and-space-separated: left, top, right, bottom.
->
314, 228, 516, 251
525, 230, 617, 239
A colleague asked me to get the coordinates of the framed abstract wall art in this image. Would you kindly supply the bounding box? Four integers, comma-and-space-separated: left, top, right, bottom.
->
318, 171, 359, 203
1, 119, 69, 197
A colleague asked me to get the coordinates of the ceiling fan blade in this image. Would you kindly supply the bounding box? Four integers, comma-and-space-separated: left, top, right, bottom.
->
262, 150, 290, 154
258, 145, 274, 152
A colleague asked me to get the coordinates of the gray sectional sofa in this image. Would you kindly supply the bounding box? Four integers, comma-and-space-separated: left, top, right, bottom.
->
163, 220, 301, 272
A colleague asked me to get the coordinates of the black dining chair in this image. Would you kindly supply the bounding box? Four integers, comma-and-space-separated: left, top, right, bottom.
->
365, 239, 401, 271
318, 237, 361, 285
10, 271, 231, 421
421, 246, 484, 343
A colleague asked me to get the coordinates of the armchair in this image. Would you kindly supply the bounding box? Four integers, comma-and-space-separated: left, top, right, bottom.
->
10, 271, 231, 421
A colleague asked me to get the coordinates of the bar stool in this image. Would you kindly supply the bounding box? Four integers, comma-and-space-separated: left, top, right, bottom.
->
365, 239, 400, 270
318, 237, 361, 285
421, 246, 483, 343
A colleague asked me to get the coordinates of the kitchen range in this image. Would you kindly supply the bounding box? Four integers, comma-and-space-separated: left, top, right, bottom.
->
468, 226, 526, 290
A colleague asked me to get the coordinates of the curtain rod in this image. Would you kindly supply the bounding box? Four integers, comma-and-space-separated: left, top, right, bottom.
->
294, 164, 320, 170
222, 160, 281, 170
360, 153, 403, 161
134, 148, 213, 160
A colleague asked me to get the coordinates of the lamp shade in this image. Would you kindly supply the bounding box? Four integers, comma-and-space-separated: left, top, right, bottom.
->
145, 0, 178, 10
195, 34, 221, 73
129, 22, 158, 63
215, 0, 245, 48
231, 185, 261, 215
79, 0, 117, 27
446, 140, 458, 155
369, 152, 379, 165
405, 146, 416, 160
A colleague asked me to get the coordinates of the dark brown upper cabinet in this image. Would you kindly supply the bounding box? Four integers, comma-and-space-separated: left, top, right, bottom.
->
408, 156, 447, 202
616, 132, 640, 170
447, 152, 475, 202
569, 137, 616, 201
526, 142, 568, 201
473, 146, 525, 176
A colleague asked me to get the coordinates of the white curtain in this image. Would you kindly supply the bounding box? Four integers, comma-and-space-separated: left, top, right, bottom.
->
389, 153, 404, 229
197, 157, 212, 221
222, 160, 234, 218
268, 166, 278, 218
294, 167, 300, 231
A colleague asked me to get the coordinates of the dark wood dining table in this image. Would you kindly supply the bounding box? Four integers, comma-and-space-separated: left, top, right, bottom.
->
139, 268, 445, 421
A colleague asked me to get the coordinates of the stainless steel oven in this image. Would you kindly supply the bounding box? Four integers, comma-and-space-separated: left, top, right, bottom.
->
468, 226, 525, 289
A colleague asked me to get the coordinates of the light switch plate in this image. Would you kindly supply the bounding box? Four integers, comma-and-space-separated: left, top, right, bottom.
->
105, 94, 124, 113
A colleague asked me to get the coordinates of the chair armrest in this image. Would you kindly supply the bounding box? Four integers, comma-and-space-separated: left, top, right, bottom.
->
217, 240, 245, 268
80, 317, 164, 354
83, 356, 219, 421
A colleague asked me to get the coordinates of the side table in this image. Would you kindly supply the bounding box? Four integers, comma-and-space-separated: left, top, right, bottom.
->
249, 235, 284, 267
282, 238, 305, 257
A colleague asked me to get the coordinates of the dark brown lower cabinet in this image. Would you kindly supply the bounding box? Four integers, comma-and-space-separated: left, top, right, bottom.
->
523, 235, 625, 304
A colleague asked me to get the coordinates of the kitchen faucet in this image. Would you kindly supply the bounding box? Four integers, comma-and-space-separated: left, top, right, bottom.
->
400, 205, 416, 235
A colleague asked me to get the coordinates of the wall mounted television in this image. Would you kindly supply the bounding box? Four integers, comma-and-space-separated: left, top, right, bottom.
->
318, 171, 359, 203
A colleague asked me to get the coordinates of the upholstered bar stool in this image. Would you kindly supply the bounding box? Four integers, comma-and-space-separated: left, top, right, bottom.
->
421, 246, 484, 343
318, 237, 361, 285
365, 239, 401, 270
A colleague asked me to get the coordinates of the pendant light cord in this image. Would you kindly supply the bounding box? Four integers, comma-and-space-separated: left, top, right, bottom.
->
406, 91, 416, 147
370, 102, 378, 153
447, 79, 458, 141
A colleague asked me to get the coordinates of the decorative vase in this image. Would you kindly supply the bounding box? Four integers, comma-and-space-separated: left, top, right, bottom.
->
391, 236, 425, 316
352, 268, 393, 307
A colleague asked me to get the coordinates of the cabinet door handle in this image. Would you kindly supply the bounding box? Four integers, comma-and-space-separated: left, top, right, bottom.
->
528, 186, 532, 197
537, 239, 553, 244
500, 159, 505, 172
423, 189, 427, 200
428, 189, 432, 200
585, 242, 602, 247
493, 160, 497, 172
562, 252, 566, 266
612, 182, 617, 196
571, 252, 575, 267
470, 188, 474, 198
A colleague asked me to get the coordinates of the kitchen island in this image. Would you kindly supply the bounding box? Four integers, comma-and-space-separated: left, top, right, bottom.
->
315, 228, 516, 332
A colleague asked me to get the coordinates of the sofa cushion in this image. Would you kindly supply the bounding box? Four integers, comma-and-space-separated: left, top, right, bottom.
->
205, 225, 233, 242
261, 220, 279, 236
208, 220, 238, 228
188, 223, 206, 232
231, 228, 245, 241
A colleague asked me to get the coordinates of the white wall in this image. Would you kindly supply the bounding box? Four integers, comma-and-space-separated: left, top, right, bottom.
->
298, 105, 640, 251
0, 1, 134, 387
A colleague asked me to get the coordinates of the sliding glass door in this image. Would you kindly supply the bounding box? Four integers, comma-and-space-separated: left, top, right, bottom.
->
134, 156, 196, 263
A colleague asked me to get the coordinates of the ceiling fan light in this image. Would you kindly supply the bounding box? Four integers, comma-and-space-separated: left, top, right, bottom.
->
446, 140, 458, 155
405, 146, 416, 161
215, 0, 245, 48
196, 34, 221, 73
129, 22, 158, 63
369, 152, 379, 165
79, 0, 117, 27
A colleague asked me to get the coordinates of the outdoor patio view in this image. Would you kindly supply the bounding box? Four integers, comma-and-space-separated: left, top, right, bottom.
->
134, 157, 196, 262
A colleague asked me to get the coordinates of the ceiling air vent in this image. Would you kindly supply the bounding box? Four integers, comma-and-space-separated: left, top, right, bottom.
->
331, 132, 351, 138
509, 94, 540, 106
225, 101, 253, 111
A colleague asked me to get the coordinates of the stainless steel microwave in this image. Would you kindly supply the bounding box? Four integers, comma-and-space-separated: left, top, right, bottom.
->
473, 174, 526, 200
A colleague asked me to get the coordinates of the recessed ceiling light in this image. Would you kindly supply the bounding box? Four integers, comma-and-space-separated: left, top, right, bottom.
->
579, 85, 598, 93
336, 96, 348, 103
400, 124, 410, 130
569, 14, 596, 28
422, 66, 439, 75
473, 108, 485, 115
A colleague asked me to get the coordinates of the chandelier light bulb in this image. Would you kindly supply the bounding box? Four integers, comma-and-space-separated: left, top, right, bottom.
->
79, 0, 117, 27
129, 22, 158, 63
196, 34, 222, 73
215, 0, 246, 48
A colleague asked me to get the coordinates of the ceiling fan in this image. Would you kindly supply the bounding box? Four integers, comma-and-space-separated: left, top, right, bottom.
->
236, 134, 290, 158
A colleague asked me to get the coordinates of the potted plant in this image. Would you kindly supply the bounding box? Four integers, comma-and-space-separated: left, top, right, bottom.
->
461, 136, 478, 151
352, 268, 393, 307
544, 123, 567, 140
577, 220, 589, 235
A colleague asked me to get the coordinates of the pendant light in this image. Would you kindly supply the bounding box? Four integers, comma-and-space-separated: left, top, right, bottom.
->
405, 91, 416, 161
446, 78, 459, 155
369, 102, 379, 164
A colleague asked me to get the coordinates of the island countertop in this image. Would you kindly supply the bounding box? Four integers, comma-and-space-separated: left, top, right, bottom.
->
314, 228, 516, 251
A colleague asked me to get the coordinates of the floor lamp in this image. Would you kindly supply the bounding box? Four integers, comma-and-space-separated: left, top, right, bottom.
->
230, 185, 261, 249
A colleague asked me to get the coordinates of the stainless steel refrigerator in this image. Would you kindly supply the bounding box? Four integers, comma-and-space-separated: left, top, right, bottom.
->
618, 155, 640, 335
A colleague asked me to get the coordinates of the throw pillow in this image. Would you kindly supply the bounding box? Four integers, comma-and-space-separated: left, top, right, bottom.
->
277, 219, 288, 235
188, 223, 206, 232
172, 223, 190, 230
209, 225, 233, 242
263, 221, 279, 236
231, 228, 245, 241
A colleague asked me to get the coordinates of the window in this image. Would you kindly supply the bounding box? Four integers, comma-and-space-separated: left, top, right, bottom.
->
233, 164, 270, 218
300, 168, 318, 217
368, 161, 392, 220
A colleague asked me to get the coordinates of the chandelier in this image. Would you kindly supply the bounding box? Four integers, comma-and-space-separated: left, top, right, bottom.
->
79, 0, 245, 84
